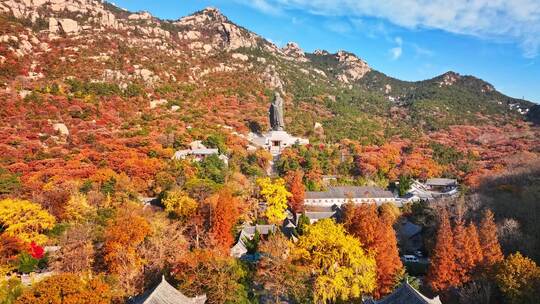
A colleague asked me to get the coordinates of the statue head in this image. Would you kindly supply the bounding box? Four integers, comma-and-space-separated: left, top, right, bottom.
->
273, 92, 282, 105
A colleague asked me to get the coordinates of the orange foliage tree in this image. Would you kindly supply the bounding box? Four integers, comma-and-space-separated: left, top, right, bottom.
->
174, 250, 250, 304
343, 203, 403, 298
400, 150, 442, 179
209, 188, 242, 252
355, 144, 401, 179
453, 218, 483, 283
15, 273, 112, 304
478, 209, 503, 268
427, 209, 460, 292
285, 170, 305, 213
103, 208, 151, 275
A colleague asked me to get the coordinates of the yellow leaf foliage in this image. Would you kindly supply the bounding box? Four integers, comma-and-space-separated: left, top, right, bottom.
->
257, 177, 291, 224
162, 189, 198, 219
294, 219, 377, 303
64, 193, 95, 222
496, 252, 540, 304
0, 199, 56, 244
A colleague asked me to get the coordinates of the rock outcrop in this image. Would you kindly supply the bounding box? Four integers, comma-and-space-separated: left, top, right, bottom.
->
439, 72, 460, 87
128, 11, 152, 20
1, 0, 122, 32
174, 7, 274, 53
334, 50, 371, 83
262, 65, 284, 92
49, 18, 79, 34
52, 123, 69, 136
282, 42, 308, 62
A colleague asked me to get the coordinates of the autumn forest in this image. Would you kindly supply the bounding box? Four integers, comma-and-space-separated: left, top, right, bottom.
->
0, 1, 539, 304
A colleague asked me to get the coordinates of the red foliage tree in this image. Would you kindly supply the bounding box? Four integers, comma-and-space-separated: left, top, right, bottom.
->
0, 234, 24, 265
28, 241, 44, 259
285, 170, 305, 213
209, 188, 242, 252
344, 203, 403, 298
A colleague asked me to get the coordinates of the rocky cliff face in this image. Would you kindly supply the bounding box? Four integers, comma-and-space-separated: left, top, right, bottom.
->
0, 0, 118, 30
0, 0, 372, 82
282, 42, 308, 62
334, 50, 371, 83
0, 0, 533, 119
174, 7, 276, 54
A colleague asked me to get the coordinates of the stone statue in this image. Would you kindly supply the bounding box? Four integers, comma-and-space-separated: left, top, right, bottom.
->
269, 92, 285, 131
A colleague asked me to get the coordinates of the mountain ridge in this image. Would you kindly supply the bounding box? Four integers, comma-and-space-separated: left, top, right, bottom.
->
0, 0, 535, 132
0, 0, 538, 194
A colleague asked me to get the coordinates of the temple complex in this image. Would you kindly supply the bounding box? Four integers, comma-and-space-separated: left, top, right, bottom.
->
248, 92, 308, 156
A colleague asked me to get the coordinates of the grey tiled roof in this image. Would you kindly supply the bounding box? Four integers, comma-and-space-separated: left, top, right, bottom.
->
304, 211, 336, 220
131, 276, 206, 304
231, 224, 277, 258
367, 282, 442, 304
241, 224, 276, 236
190, 148, 219, 155
399, 220, 422, 238
425, 178, 457, 187
305, 186, 394, 199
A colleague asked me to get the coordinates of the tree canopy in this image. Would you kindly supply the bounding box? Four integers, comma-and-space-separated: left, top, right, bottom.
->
294, 219, 377, 303
0, 199, 56, 244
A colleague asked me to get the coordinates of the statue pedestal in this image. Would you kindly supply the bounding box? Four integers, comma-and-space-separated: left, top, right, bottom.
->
249, 130, 309, 156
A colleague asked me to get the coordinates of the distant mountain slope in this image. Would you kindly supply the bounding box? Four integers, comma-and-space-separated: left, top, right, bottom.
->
0, 0, 536, 136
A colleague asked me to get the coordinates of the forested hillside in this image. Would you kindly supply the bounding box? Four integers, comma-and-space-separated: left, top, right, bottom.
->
0, 1, 539, 303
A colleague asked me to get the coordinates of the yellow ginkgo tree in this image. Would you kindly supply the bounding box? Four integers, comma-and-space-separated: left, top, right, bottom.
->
257, 177, 291, 223
162, 189, 198, 219
64, 192, 95, 222
294, 219, 377, 303
0, 199, 56, 244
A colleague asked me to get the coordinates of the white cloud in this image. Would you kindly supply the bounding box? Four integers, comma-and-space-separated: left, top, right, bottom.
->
390, 36, 403, 60
246, 0, 540, 58
235, 0, 283, 16
390, 46, 402, 60
350, 18, 390, 39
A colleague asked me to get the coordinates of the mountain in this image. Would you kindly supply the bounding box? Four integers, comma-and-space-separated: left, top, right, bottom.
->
0, 0, 536, 139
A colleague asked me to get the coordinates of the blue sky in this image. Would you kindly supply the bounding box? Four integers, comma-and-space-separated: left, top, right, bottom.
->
111, 1, 540, 103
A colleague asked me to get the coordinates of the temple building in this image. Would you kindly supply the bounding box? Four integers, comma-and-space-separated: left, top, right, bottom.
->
364, 281, 442, 304
304, 186, 397, 208
131, 276, 206, 304
248, 92, 308, 156
230, 224, 277, 258
425, 178, 458, 194
172, 140, 229, 165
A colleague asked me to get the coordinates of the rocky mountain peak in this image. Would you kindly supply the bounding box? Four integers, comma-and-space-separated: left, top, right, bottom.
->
200, 7, 224, 17
178, 6, 228, 26
313, 49, 330, 56
282, 42, 308, 61
175, 6, 270, 54
335, 50, 361, 63
128, 11, 153, 20
333, 50, 370, 83
283, 42, 302, 52
439, 71, 461, 87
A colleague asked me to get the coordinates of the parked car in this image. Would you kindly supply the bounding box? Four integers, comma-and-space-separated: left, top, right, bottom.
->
401, 255, 420, 263
414, 250, 423, 257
